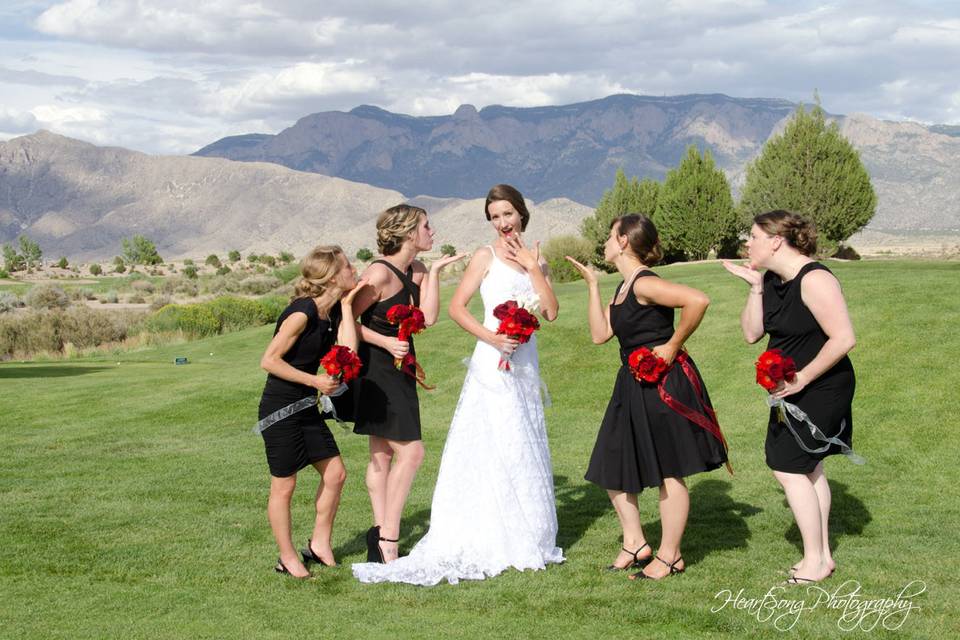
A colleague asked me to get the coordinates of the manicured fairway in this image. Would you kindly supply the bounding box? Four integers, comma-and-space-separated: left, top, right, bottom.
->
1, 260, 956, 639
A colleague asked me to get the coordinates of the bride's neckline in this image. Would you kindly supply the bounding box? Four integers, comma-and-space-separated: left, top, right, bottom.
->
488, 245, 528, 276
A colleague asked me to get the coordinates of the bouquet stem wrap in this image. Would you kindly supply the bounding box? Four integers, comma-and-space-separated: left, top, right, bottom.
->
767, 395, 866, 465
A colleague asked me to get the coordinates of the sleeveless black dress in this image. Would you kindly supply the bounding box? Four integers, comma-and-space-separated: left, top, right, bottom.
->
258, 297, 341, 478
353, 260, 422, 441
585, 271, 728, 493
763, 262, 855, 473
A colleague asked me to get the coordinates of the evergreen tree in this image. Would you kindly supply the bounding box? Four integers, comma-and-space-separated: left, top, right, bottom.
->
655, 146, 738, 261
581, 168, 660, 268
738, 101, 877, 254
122, 235, 163, 265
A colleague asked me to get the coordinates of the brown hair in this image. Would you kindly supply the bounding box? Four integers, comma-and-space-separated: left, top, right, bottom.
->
292, 245, 347, 304
612, 214, 663, 266
753, 210, 818, 256
484, 184, 530, 231
376, 204, 426, 255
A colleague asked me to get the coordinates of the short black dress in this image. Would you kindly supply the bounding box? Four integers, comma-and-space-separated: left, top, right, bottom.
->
353, 260, 422, 441
763, 262, 855, 473
258, 297, 341, 478
585, 270, 728, 493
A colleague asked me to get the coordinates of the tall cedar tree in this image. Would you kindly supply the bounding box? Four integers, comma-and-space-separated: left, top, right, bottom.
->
738, 102, 877, 254
581, 168, 659, 269
655, 146, 738, 261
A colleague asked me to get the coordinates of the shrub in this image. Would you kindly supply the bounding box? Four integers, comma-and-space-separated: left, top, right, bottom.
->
122, 235, 163, 265
57, 257, 69, 268
89, 263, 102, 276
25, 284, 70, 310
216, 265, 232, 276
0, 291, 20, 313
260, 254, 277, 267
228, 250, 241, 263
356, 247, 374, 262
440, 244, 457, 257
278, 251, 294, 264
145, 304, 220, 337
131, 279, 155, 293
149, 295, 173, 311
541, 235, 596, 284
205, 254, 221, 267
240, 275, 283, 295
273, 263, 299, 283
206, 296, 270, 331
72, 287, 96, 301
183, 265, 198, 279
128, 294, 146, 304
60, 306, 139, 349
247, 254, 259, 263
101, 290, 119, 304
113, 256, 125, 267
257, 295, 286, 323
183, 258, 195, 266
0, 268, 9, 279
114, 263, 126, 274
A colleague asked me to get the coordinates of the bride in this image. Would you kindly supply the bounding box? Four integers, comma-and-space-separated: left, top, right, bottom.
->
353, 184, 565, 585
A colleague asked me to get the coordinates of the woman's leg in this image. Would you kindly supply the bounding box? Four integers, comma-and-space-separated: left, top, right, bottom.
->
307, 456, 347, 565
378, 438, 425, 562
366, 436, 394, 528
268, 473, 309, 577
773, 469, 831, 581
805, 462, 835, 572
607, 489, 651, 569
635, 477, 689, 579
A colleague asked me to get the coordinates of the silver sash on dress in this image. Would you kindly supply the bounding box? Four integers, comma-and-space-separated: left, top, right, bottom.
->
253, 383, 348, 434
768, 395, 865, 464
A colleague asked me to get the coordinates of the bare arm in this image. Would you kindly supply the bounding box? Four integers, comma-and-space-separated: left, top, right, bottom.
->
448, 249, 520, 353
564, 256, 614, 344
416, 254, 467, 326
635, 276, 710, 365
260, 311, 339, 395
335, 278, 368, 352
772, 270, 856, 399
722, 260, 765, 343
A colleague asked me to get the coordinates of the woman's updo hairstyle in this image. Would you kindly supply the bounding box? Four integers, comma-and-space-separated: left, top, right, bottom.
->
376, 204, 426, 256
613, 213, 663, 266
754, 210, 818, 256
484, 184, 530, 232
292, 245, 346, 301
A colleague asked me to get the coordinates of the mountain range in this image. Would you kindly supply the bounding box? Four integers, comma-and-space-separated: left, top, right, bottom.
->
1, 93, 958, 261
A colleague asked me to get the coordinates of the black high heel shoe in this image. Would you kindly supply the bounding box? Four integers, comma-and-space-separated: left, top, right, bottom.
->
300, 539, 334, 567
374, 533, 399, 564
365, 526, 381, 562
275, 558, 311, 579
631, 555, 685, 581
606, 543, 651, 571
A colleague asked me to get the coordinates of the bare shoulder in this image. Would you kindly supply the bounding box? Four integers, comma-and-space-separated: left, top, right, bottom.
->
361, 261, 392, 287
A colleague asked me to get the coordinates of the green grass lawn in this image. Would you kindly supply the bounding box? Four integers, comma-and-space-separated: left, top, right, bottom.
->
1, 260, 957, 639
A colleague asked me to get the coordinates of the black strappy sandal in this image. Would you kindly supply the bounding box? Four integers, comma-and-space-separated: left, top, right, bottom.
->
300, 539, 334, 567
365, 525, 381, 562
606, 543, 651, 571
783, 575, 817, 585
374, 533, 400, 564
631, 554, 685, 580
275, 558, 311, 579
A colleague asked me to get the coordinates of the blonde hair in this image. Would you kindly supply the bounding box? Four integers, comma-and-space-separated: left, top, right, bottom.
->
292, 245, 346, 304
376, 204, 426, 255
754, 210, 818, 256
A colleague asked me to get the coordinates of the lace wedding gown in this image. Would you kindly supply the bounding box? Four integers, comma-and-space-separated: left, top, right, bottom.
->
352, 250, 564, 586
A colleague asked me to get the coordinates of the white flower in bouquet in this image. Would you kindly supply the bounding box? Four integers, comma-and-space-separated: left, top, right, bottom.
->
514, 291, 540, 313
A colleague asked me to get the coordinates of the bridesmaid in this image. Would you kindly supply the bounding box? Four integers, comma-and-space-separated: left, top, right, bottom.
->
258, 245, 365, 578
566, 214, 729, 580
351, 204, 463, 563
723, 210, 856, 584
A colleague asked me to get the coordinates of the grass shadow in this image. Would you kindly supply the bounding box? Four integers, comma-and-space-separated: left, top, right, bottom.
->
0, 365, 111, 378
683, 478, 763, 565
783, 479, 870, 554
555, 474, 610, 550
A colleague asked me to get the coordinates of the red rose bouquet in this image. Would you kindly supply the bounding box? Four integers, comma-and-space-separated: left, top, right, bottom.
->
628, 346, 669, 383
386, 304, 426, 368
493, 299, 541, 371
755, 348, 797, 391
756, 348, 797, 422
320, 345, 362, 383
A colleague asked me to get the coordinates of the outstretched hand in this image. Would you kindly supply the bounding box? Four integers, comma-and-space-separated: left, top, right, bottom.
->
431, 253, 467, 272
564, 256, 599, 285
721, 260, 763, 289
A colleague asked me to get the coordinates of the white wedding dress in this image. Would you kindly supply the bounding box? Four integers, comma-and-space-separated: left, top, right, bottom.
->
352, 249, 564, 586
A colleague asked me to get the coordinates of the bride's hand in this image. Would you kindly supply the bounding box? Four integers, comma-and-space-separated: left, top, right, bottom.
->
489, 333, 520, 356
504, 234, 540, 272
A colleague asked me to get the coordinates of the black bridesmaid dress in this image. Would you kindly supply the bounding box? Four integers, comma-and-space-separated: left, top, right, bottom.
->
353, 260, 423, 442
762, 262, 855, 473
585, 270, 728, 493
258, 298, 341, 478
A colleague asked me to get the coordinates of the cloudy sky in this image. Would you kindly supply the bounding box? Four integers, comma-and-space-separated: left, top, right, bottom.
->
1, 0, 958, 154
